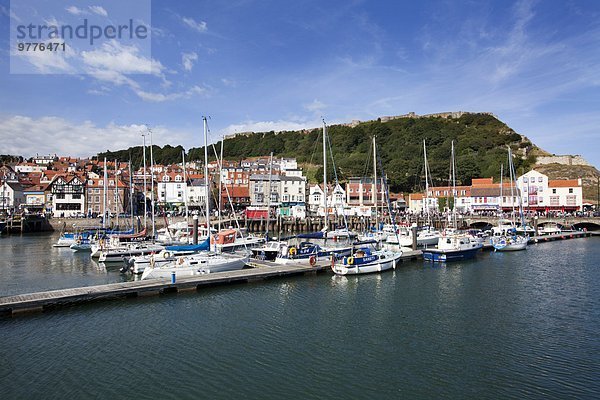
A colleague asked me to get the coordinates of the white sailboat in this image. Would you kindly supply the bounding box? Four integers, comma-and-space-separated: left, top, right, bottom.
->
491, 147, 528, 251
396, 140, 440, 248
141, 117, 248, 280
333, 136, 403, 275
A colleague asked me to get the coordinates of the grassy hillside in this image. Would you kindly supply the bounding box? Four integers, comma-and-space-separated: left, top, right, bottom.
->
97, 113, 537, 193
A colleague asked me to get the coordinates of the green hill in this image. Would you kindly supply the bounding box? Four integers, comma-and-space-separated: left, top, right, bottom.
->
98, 113, 537, 193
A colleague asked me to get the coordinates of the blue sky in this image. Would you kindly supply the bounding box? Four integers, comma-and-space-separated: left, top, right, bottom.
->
0, 0, 599, 168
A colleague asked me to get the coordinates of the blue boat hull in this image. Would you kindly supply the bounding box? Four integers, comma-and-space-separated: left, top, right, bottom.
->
422, 246, 481, 262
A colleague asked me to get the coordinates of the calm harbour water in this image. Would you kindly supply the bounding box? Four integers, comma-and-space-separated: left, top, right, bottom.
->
1, 232, 599, 399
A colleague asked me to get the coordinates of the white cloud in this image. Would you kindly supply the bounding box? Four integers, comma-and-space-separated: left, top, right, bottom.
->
1, 5, 22, 21
182, 17, 208, 32
221, 119, 319, 135
221, 78, 237, 87
304, 99, 327, 113
89, 5, 108, 17
134, 85, 208, 103
81, 40, 163, 76
11, 42, 77, 74
0, 115, 191, 157
65, 6, 88, 15
182, 52, 198, 71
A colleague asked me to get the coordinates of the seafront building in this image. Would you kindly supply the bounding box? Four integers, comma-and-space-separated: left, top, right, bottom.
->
408, 171, 583, 214
0, 153, 587, 219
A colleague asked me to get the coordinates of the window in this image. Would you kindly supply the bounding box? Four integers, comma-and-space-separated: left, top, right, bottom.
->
177, 191, 183, 198
552, 189, 556, 194
538, 177, 543, 182
524, 177, 529, 183
95, 196, 100, 203
72, 194, 81, 200
569, 188, 573, 194
56, 193, 65, 199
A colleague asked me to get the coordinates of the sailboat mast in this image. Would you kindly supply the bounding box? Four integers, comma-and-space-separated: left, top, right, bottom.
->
115, 158, 119, 228
499, 163, 504, 218
149, 130, 155, 239
451, 141, 457, 228
182, 150, 189, 228
142, 134, 147, 230
203, 117, 211, 245
508, 147, 516, 225
266, 152, 273, 240
372, 136, 378, 230
423, 140, 429, 219
103, 157, 107, 228
218, 137, 224, 232
129, 160, 134, 229
322, 119, 328, 232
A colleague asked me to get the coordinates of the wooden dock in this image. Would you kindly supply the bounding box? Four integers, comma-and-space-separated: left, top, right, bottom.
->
528, 231, 593, 243
0, 251, 422, 317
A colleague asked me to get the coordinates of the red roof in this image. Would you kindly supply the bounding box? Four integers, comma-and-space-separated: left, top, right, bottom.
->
471, 178, 494, 186
548, 179, 580, 188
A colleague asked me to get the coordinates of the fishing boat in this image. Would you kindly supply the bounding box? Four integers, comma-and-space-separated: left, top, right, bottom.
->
422, 233, 482, 262
250, 241, 287, 261
141, 117, 249, 280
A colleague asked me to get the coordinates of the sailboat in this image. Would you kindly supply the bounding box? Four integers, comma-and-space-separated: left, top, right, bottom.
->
422, 141, 482, 262
396, 140, 440, 248
333, 137, 403, 275
141, 117, 249, 280
274, 120, 352, 264
491, 147, 528, 251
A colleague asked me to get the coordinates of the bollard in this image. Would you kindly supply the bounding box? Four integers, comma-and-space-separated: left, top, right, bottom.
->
411, 223, 418, 251
193, 215, 199, 245
171, 271, 176, 284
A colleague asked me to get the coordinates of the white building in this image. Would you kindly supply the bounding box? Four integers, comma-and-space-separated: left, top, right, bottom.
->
187, 178, 211, 210
308, 183, 346, 216
517, 170, 583, 212
49, 175, 86, 218
14, 162, 46, 173
0, 181, 25, 211
249, 174, 306, 217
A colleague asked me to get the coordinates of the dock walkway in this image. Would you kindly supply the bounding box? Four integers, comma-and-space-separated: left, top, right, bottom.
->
0, 251, 422, 317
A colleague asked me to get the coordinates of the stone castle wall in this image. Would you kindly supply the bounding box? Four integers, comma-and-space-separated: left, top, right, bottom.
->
535, 155, 591, 167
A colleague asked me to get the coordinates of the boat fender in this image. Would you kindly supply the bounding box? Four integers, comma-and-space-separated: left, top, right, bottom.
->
178, 257, 185, 265
289, 247, 297, 256
309, 255, 317, 266
347, 256, 354, 265
163, 252, 170, 259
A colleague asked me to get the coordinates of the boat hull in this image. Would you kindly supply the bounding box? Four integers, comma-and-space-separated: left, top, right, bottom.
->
141, 255, 248, 280
333, 253, 402, 275
422, 246, 481, 262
